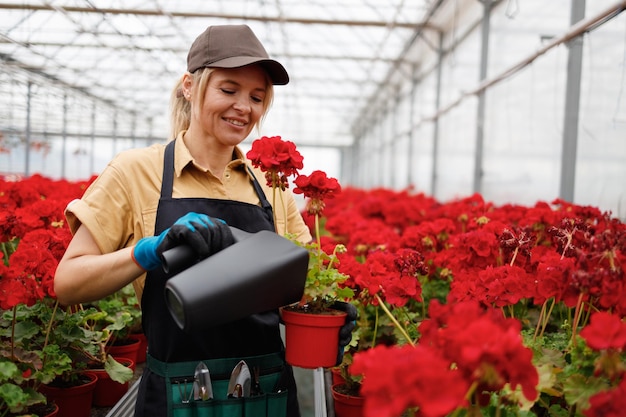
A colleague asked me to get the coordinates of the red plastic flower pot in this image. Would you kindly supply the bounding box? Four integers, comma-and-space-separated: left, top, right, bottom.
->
89, 357, 135, 407
39, 372, 97, 417
281, 307, 346, 369
331, 384, 364, 417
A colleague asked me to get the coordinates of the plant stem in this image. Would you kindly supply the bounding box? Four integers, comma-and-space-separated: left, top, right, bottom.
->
571, 293, 585, 342
372, 307, 379, 348
278, 183, 287, 235
533, 300, 546, 342
0, 242, 9, 266
315, 213, 322, 269
509, 246, 519, 266
10, 306, 16, 359
41, 300, 60, 370
534, 297, 556, 340
271, 173, 278, 231
495, 394, 502, 417
375, 294, 414, 347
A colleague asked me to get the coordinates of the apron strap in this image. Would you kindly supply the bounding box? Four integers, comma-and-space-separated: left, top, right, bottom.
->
161, 140, 176, 200
246, 166, 275, 227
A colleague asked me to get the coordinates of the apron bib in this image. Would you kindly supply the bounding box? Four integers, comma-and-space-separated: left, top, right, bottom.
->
134, 140, 300, 417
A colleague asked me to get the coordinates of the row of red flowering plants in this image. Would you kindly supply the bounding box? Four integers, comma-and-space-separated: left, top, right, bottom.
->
3, 141, 626, 417
0, 174, 90, 415
307, 188, 626, 417
0, 174, 134, 416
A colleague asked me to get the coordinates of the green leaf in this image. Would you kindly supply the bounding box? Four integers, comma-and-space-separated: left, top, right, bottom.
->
0, 382, 30, 410
0, 362, 20, 383
104, 356, 133, 384
39, 345, 73, 384
12, 320, 40, 342
562, 373, 608, 410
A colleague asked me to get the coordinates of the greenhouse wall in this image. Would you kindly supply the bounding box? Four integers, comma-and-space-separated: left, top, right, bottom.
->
346, 0, 626, 219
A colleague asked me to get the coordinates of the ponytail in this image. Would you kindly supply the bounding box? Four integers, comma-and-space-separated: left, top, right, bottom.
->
169, 76, 192, 139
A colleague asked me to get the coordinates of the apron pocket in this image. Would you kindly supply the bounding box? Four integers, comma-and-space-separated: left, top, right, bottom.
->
171, 379, 196, 405
196, 399, 240, 417
171, 403, 195, 417
169, 391, 288, 417
266, 390, 288, 417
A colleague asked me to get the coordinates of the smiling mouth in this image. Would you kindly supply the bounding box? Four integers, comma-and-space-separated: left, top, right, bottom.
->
224, 118, 246, 127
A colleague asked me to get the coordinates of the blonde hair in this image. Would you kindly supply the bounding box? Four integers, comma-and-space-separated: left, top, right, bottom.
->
169, 67, 275, 139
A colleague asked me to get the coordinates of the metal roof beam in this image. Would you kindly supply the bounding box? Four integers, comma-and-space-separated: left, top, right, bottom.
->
0, 3, 434, 30
0, 39, 408, 63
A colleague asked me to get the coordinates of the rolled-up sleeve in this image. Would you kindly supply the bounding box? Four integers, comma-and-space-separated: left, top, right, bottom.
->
64, 161, 137, 255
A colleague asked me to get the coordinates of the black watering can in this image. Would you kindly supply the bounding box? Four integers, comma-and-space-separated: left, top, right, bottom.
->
161, 227, 309, 332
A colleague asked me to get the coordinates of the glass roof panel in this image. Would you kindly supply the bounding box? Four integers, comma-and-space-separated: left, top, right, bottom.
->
0, 0, 434, 147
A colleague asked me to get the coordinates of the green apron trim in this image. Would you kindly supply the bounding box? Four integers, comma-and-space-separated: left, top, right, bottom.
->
147, 352, 284, 379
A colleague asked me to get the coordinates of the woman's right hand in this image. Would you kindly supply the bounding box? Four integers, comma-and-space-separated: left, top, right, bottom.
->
131, 212, 234, 271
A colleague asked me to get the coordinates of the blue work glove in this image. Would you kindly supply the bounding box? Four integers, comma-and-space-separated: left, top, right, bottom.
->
132, 212, 234, 271
333, 301, 358, 366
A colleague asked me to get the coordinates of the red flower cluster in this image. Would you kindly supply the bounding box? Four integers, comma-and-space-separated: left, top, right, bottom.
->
419, 300, 539, 405
293, 170, 340, 216
246, 135, 304, 190
341, 249, 427, 307
350, 344, 468, 417
580, 311, 626, 351
0, 174, 93, 309
351, 300, 538, 417
0, 228, 71, 307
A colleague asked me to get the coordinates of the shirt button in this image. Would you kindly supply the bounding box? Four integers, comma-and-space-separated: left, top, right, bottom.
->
225, 173, 231, 179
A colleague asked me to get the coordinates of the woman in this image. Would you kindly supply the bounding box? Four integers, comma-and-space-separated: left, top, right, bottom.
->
54, 24, 314, 417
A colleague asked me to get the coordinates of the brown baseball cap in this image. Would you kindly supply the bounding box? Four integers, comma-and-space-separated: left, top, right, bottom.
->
187, 24, 289, 85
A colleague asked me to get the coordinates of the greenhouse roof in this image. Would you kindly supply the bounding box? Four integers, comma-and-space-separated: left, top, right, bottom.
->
0, 0, 439, 147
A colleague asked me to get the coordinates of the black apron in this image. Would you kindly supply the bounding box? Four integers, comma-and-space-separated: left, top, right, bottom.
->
134, 140, 300, 417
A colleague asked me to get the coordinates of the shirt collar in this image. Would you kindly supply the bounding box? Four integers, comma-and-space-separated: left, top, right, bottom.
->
173, 131, 250, 178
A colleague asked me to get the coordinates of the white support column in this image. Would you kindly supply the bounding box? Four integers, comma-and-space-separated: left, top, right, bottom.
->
313, 367, 327, 417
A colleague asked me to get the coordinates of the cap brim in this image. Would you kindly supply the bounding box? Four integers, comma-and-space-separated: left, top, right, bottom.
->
209, 56, 289, 85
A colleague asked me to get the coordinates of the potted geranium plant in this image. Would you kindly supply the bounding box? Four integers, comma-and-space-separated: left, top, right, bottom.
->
246, 137, 356, 369
53, 299, 135, 408
0, 202, 75, 416
279, 170, 355, 369
90, 284, 143, 366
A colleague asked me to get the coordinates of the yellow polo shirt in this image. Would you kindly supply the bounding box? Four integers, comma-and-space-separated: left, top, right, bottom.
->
65, 131, 312, 300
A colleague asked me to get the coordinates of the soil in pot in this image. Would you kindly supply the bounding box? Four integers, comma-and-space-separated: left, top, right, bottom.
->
7, 402, 58, 417
332, 383, 364, 417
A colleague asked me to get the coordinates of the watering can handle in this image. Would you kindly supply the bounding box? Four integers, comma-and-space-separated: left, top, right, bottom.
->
160, 227, 252, 274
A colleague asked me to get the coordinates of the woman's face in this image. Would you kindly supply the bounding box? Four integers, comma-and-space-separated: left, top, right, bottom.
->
192, 65, 268, 147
